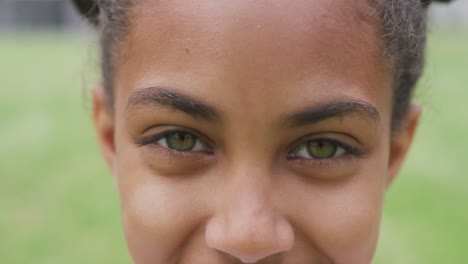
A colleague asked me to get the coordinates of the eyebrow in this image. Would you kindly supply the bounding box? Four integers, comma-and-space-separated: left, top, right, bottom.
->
127, 86, 220, 121
285, 99, 380, 127
127, 86, 380, 127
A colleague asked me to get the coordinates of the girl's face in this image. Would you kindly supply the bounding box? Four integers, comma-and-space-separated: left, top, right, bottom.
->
93, 0, 420, 263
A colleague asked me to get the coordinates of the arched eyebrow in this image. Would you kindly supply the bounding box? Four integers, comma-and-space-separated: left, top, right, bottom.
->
127, 86, 380, 126
285, 99, 380, 127
127, 86, 220, 121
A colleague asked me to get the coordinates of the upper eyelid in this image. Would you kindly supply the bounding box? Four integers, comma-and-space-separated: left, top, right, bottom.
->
137, 127, 213, 147
290, 137, 364, 157
289, 135, 350, 150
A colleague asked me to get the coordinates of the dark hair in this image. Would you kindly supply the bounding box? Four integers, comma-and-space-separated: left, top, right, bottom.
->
72, 0, 453, 129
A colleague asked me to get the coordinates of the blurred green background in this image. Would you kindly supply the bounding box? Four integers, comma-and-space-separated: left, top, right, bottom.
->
1, 12, 468, 264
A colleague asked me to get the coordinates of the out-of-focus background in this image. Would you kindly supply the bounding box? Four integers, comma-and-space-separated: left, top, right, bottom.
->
0, 1, 467, 263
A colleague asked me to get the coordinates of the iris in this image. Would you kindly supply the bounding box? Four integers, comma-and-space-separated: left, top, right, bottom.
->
306, 140, 338, 159
165, 132, 197, 151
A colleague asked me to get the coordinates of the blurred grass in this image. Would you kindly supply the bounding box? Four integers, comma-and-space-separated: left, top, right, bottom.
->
375, 31, 468, 263
0, 33, 130, 264
1, 31, 467, 263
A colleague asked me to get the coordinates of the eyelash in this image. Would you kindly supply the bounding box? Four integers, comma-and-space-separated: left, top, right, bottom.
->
286, 138, 364, 166
137, 129, 364, 163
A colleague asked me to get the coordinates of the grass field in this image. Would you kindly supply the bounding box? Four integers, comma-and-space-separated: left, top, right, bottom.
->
1, 31, 467, 263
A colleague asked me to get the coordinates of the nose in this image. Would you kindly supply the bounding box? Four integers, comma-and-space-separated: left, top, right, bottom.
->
205, 176, 294, 263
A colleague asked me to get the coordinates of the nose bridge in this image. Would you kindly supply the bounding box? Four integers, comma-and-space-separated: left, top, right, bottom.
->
205, 163, 294, 262
223, 155, 277, 224
225, 170, 275, 233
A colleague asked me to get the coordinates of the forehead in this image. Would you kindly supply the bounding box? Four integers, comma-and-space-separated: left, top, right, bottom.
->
114, 0, 392, 125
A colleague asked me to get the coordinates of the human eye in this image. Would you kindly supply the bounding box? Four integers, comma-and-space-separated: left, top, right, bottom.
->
288, 138, 363, 161
137, 129, 213, 154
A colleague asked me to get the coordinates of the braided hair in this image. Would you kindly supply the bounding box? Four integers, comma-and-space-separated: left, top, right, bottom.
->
72, 0, 453, 129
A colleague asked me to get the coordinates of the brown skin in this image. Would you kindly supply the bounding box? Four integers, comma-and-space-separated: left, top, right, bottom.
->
93, 0, 421, 263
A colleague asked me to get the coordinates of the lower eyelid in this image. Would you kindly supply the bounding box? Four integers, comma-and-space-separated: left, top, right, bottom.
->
146, 140, 210, 159
290, 152, 359, 169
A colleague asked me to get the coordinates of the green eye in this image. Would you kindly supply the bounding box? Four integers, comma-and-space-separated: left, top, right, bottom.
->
164, 132, 196, 151
157, 131, 209, 152
294, 139, 345, 159
307, 140, 338, 159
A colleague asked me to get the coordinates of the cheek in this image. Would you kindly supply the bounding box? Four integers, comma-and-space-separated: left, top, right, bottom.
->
313, 188, 383, 263
113, 144, 209, 262
288, 157, 387, 263
111, 115, 217, 262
